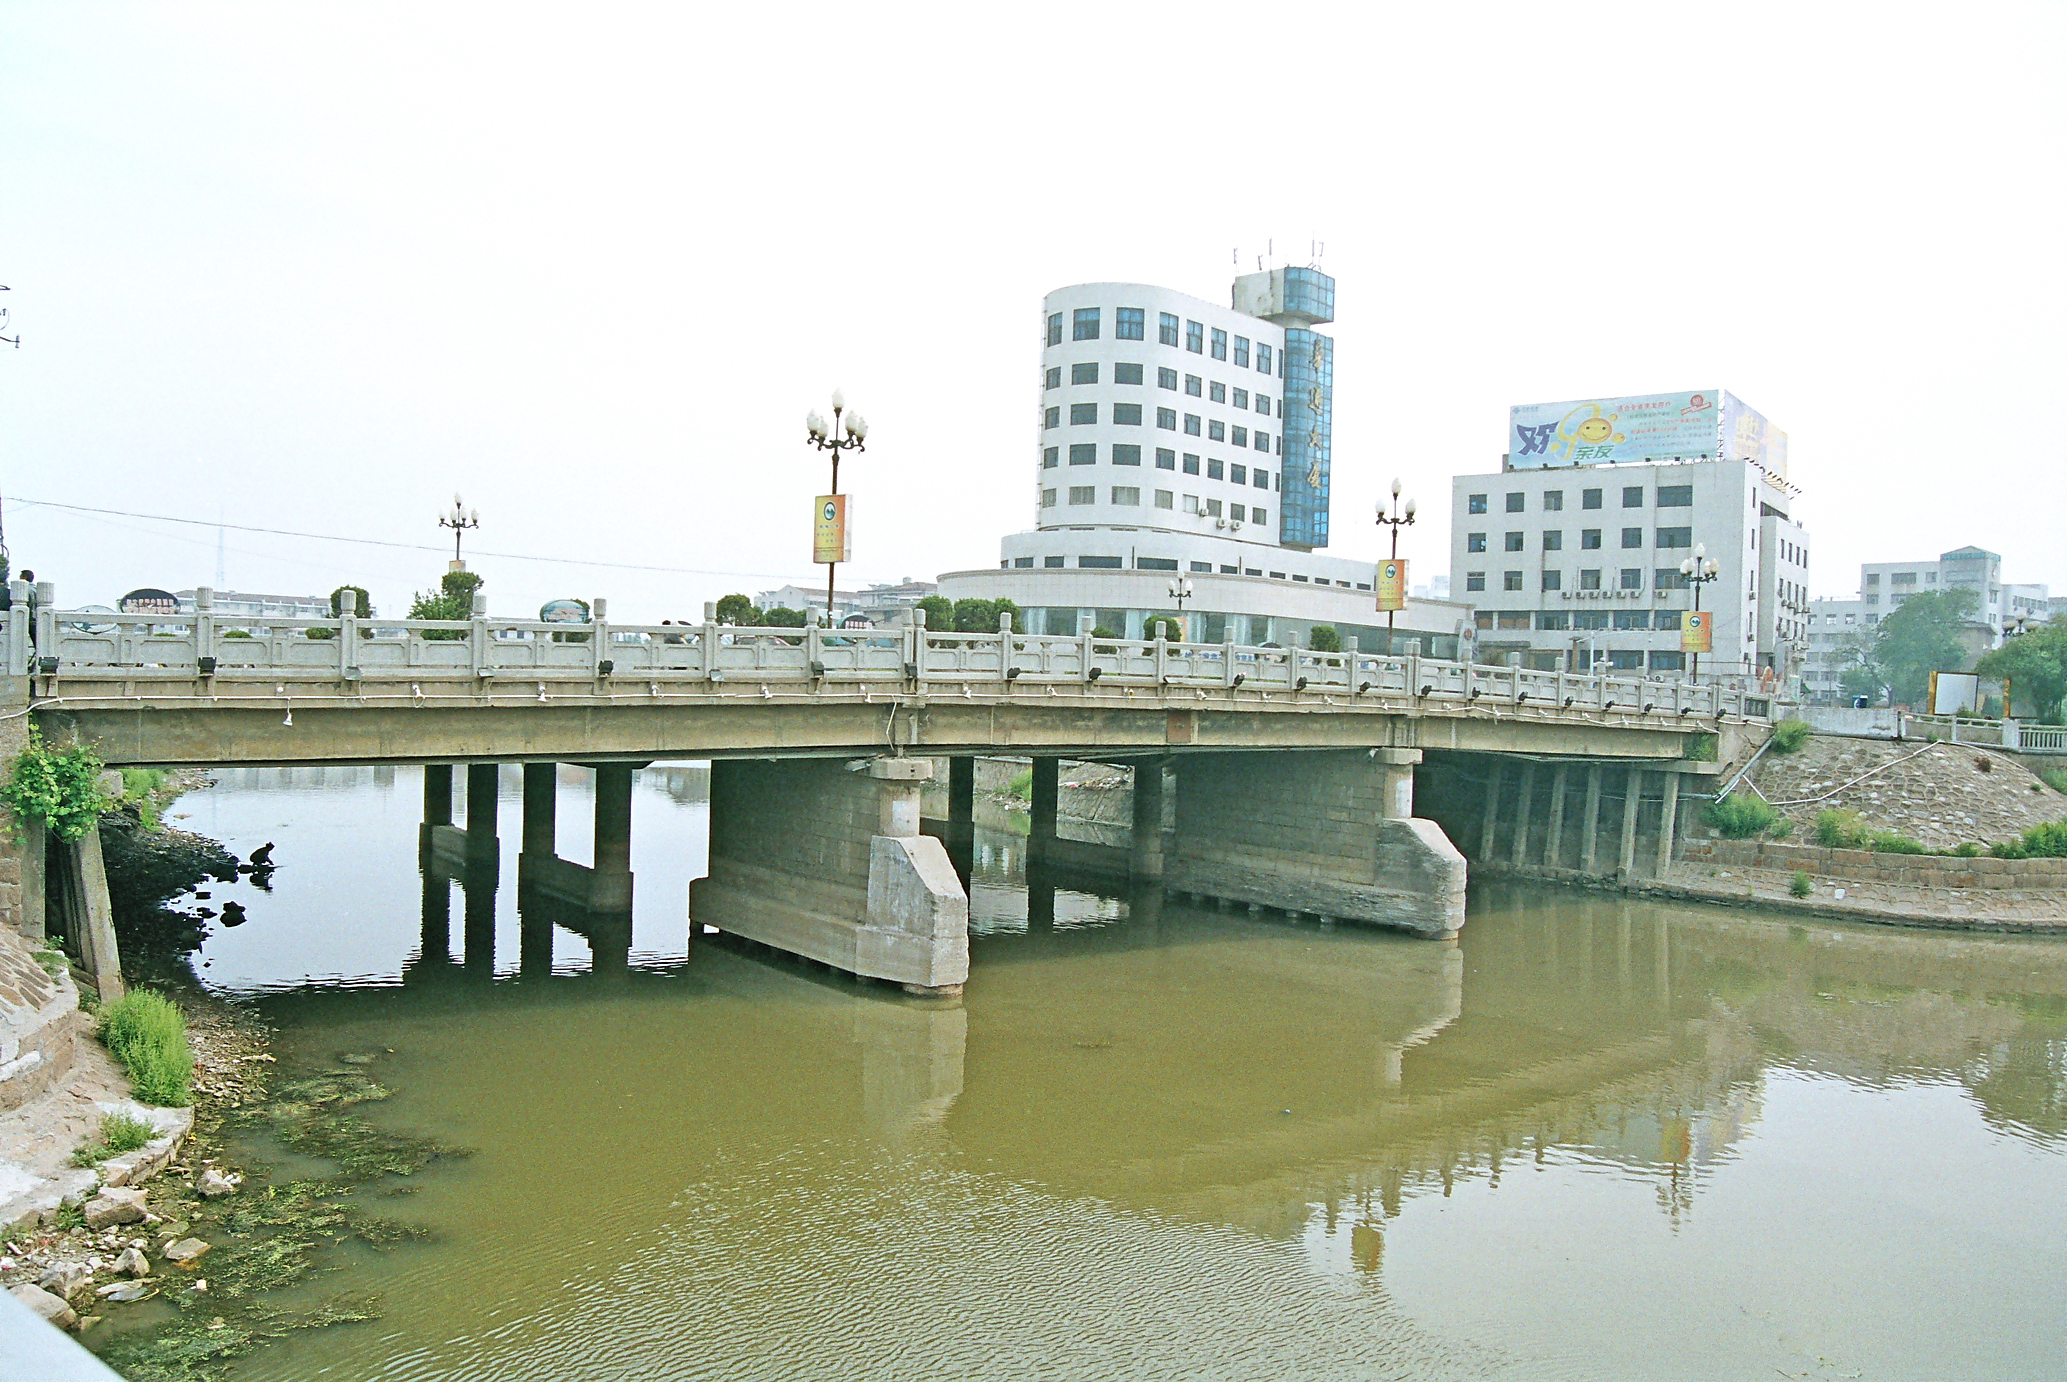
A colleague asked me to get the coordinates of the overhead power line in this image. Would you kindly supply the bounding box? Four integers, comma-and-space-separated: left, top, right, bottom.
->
11, 497, 818, 583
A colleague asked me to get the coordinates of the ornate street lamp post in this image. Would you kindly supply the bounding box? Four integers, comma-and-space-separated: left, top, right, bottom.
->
1679, 542, 1721, 682
1374, 478, 1416, 653
804, 391, 867, 627
439, 494, 480, 570
1166, 577, 1193, 641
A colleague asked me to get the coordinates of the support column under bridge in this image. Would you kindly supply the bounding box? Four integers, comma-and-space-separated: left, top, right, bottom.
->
692, 757, 969, 994
1165, 749, 1466, 939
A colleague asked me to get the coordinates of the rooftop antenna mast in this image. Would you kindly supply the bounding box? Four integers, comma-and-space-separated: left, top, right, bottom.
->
0, 285, 15, 349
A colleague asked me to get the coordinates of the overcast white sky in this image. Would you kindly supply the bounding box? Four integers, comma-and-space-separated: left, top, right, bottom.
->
3, 2, 2062, 621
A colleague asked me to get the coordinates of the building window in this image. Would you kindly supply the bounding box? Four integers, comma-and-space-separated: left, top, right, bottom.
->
1233, 387, 1249, 409
1612, 612, 1648, 631
1465, 571, 1486, 592
1185, 374, 1202, 396
1655, 527, 1692, 548
1159, 312, 1180, 346
1504, 532, 1524, 551
1582, 487, 1602, 509
1209, 380, 1226, 404
1112, 486, 1140, 506
1071, 402, 1097, 425
1073, 307, 1100, 340
1543, 490, 1564, 511
1230, 463, 1247, 485
1230, 503, 1246, 522
1252, 469, 1269, 488
1190, 561, 1212, 572
1154, 489, 1174, 509
1134, 556, 1177, 571
1069, 443, 1095, 465
1622, 485, 1644, 507
1113, 362, 1143, 385
1040, 488, 1057, 507
1607, 650, 1644, 669
1183, 494, 1200, 513
1204, 498, 1223, 517
1654, 610, 1683, 630
1251, 507, 1267, 526
1504, 570, 1524, 590
1657, 484, 1693, 507
1042, 447, 1058, 469
1505, 492, 1524, 512
1043, 406, 1059, 429
1574, 610, 1608, 630
1649, 651, 1685, 672
1207, 420, 1225, 442
1113, 403, 1143, 426
1071, 361, 1098, 385
1013, 556, 1034, 568
1047, 314, 1063, 346
1078, 555, 1122, 568
1256, 393, 1271, 413
1891, 570, 1917, 585
1183, 453, 1200, 474
1156, 407, 1177, 430
1184, 414, 1202, 436
1067, 486, 1095, 505
1115, 307, 1145, 340
1619, 568, 1642, 589
1543, 530, 1563, 551
1207, 458, 1224, 480
1254, 431, 1269, 451
1497, 611, 1530, 630
1158, 367, 1178, 390
1232, 426, 1248, 447
1621, 527, 1642, 548
1864, 573, 1880, 586
1257, 342, 1272, 373
1579, 568, 1601, 589
1112, 444, 1141, 466
1468, 493, 1488, 514
1655, 567, 1690, 589
1155, 447, 1176, 470
1043, 555, 1065, 568
1581, 528, 1602, 549
1542, 570, 1562, 591
1210, 327, 1227, 360
1045, 367, 1061, 389
1537, 611, 1570, 630
1233, 336, 1250, 367
1186, 320, 1204, 353
1467, 532, 1487, 552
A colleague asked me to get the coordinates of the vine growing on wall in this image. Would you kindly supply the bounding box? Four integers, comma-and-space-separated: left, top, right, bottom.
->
1, 726, 114, 841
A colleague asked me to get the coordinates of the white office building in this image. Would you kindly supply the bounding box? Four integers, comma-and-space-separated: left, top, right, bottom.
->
937, 269, 1472, 653
1447, 391, 1810, 685
1802, 596, 1872, 704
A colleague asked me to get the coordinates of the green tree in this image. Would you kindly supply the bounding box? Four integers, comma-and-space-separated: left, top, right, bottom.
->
914, 595, 954, 631
1871, 587, 1977, 707
1307, 624, 1342, 653
760, 605, 808, 628
951, 597, 1020, 633
1978, 616, 2067, 724
329, 585, 372, 618
409, 570, 484, 640
713, 593, 756, 626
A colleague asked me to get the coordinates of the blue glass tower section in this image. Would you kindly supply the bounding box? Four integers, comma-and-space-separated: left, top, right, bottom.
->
1279, 326, 1333, 549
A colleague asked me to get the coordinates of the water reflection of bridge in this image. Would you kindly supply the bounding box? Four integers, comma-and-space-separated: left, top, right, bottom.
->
270, 861, 2067, 1265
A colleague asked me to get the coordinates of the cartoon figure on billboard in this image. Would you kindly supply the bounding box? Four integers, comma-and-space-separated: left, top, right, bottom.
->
1555, 404, 1625, 463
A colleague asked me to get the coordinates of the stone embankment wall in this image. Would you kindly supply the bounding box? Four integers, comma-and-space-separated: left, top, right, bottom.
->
1682, 838, 2067, 890
1743, 737, 2066, 851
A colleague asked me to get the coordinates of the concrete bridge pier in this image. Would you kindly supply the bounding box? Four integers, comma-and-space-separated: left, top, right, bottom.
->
1166, 749, 1466, 939
1130, 759, 1170, 882
944, 757, 976, 860
1028, 757, 1059, 866
692, 755, 969, 994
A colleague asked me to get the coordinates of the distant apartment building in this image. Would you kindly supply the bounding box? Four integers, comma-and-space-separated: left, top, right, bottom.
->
1857, 546, 2049, 646
752, 579, 937, 627
1802, 597, 1871, 704
1447, 389, 1807, 682
173, 589, 346, 619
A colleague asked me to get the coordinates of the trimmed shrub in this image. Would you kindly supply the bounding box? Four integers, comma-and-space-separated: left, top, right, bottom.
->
1769, 818, 1794, 840
1705, 790, 1778, 839
1768, 719, 1812, 754
1952, 841, 1981, 858
97, 991, 193, 1107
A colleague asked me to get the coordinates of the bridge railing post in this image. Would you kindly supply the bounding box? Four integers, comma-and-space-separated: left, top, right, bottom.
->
908, 606, 927, 687
805, 619, 823, 685
591, 598, 609, 677
1342, 636, 1358, 691
35, 582, 57, 666
997, 610, 1013, 679
1406, 649, 1420, 700
8, 579, 31, 675
468, 591, 489, 680
1153, 622, 1167, 685
702, 618, 721, 681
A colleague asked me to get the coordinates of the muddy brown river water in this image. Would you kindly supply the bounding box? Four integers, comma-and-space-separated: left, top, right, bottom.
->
126, 764, 2067, 1381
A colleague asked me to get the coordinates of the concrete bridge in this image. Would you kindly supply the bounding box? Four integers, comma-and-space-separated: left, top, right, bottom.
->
5, 583, 1770, 996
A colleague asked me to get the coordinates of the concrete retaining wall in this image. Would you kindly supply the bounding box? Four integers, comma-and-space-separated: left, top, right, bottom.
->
1167, 751, 1465, 938
1682, 838, 2067, 889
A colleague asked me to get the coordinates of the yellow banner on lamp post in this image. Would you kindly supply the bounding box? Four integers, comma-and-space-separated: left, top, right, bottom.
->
1682, 610, 1713, 653
812, 494, 851, 565
1374, 558, 1407, 613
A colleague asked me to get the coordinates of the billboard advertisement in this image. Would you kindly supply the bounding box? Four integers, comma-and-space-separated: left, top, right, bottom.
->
812, 494, 851, 565
1374, 558, 1407, 613
1681, 610, 1713, 654
1508, 391, 1721, 469
1720, 391, 1788, 480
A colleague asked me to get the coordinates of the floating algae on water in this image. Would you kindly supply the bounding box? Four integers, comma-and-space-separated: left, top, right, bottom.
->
96, 1058, 467, 1382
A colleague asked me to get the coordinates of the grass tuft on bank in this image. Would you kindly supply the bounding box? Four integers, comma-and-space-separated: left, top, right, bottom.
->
70, 1111, 158, 1166
99, 989, 195, 1106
